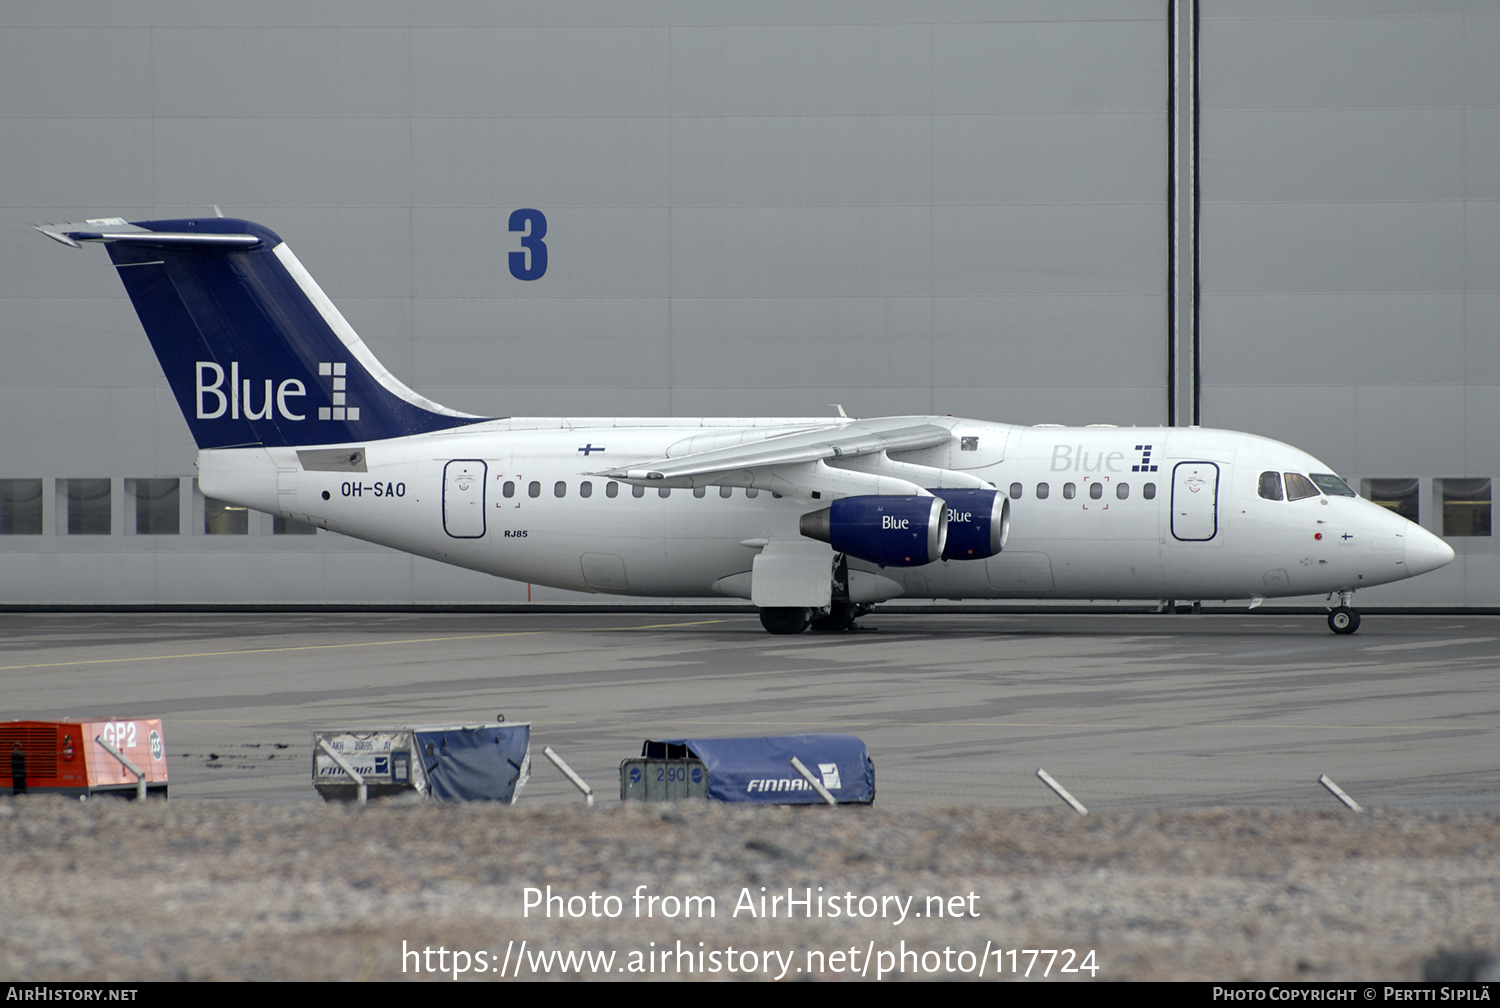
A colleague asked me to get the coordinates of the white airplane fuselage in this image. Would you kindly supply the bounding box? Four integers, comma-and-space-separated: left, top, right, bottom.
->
38, 214, 1453, 624
201, 416, 1451, 604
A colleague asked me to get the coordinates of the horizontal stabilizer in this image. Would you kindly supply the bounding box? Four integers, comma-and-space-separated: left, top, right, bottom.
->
34, 219, 260, 249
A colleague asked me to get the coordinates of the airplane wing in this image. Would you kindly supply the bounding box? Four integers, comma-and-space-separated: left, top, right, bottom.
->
598, 420, 949, 480
592, 418, 992, 500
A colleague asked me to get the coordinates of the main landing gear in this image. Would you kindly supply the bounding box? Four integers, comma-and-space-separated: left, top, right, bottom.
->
1328, 591, 1361, 635
760, 607, 811, 635
810, 602, 856, 633
759, 603, 869, 635
758, 555, 871, 635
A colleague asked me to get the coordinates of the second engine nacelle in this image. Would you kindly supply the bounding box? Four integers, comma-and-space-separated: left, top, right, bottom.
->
928, 488, 1009, 560
799, 495, 948, 567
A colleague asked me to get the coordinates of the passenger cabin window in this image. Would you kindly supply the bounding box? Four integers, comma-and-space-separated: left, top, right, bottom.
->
719, 486, 733, 498
632, 485, 645, 498
528, 481, 541, 498
746, 489, 759, 498
961, 436, 978, 451
554, 481, 567, 498
658, 487, 671, 498
1309, 474, 1355, 497
502, 480, 516, 498
1143, 483, 1156, 499
1009, 483, 1023, 499
1439, 478, 1491, 536
1088, 482, 1103, 499
606, 481, 619, 498
1361, 478, 1419, 522
1116, 483, 1129, 499
1036, 483, 1049, 499
1258, 471, 1284, 501
693, 487, 706, 498
1062, 483, 1076, 500
579, 481, 592, 498
1284, 473, 1320, 501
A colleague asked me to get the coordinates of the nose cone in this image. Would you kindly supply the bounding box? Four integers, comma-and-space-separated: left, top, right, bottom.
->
1405, 524, 1456, 577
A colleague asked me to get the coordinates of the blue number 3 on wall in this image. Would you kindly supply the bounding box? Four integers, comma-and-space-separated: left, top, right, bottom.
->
508, 209, 548, 281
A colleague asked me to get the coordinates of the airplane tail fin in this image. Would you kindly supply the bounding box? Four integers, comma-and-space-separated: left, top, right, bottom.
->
36, 216, 487, 449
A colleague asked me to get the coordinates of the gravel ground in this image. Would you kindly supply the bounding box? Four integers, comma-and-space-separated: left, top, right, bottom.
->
1, 796, 1497, 982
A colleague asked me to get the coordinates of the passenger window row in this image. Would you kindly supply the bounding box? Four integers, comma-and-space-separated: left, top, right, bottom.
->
499, 480, 774, 501
1009, 481, 1156, 501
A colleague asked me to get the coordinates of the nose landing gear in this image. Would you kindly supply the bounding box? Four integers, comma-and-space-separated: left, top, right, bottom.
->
1328, 591, 1361, 634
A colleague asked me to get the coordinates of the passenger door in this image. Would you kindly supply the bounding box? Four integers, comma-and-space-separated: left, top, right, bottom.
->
1170, 461, 1219, 541
442, 460, 487, 538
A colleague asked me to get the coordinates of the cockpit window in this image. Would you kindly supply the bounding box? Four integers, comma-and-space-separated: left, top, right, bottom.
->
1258, 471, 1284, 501
1284, 472, 1320, 501
1309, 473, 1356, 497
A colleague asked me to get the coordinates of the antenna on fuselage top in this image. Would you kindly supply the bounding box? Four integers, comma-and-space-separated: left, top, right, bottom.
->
209, 205, 224, 217
830, 403, 850, 418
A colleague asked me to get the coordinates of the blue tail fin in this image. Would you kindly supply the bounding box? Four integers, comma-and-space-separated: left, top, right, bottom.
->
38, 216, 487, 449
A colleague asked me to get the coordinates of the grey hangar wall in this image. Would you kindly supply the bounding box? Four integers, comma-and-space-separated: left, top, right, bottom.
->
0, 1, 1494, 606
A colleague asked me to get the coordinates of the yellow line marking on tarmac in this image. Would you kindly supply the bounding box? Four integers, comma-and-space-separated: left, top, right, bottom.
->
173, 716, 1482, 733
128, 718, 1486, 743
171, 720, 589, 726
170, 718, 1481, 735
0, 619, 730, 671
610, 720, 1480, 732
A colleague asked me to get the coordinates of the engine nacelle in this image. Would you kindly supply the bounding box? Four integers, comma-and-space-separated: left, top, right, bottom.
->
798, 495, 948, 567
928, 488, 1009, 560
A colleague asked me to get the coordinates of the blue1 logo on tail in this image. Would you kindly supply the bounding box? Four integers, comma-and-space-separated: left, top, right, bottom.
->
194, 360, 357, 422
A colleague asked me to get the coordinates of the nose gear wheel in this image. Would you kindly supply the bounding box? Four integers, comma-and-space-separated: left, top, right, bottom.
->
1328, 607, 1361, 635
